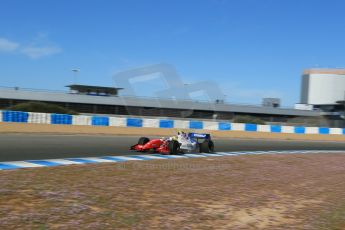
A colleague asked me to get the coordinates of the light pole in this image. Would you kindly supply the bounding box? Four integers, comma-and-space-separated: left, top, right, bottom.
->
72, 69, 80, 84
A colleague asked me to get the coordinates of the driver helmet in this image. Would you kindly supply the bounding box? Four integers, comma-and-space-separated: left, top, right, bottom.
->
178, 131, 188, 139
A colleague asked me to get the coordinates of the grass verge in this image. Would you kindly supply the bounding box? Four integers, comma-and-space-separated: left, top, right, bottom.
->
1, 153, 345, 229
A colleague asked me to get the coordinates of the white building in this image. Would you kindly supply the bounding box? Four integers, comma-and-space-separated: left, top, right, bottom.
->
301, 68, 345, 105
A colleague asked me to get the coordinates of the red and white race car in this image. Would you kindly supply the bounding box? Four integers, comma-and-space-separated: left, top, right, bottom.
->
130, 131, 214, 154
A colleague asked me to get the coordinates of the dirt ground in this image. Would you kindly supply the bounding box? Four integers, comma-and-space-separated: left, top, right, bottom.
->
1, 153, 345, 229
1, 122, 345, 142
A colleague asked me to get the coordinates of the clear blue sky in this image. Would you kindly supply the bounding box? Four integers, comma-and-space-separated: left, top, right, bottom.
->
0, 0, 345, 106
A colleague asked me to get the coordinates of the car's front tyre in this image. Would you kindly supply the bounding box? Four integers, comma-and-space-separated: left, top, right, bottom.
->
168, 140, 180, 155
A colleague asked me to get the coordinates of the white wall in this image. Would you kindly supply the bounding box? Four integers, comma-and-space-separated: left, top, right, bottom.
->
174, 120, 189, 129
231, 123, 245, 131
305, 127, 319, 134
143, 119, 159, 128
257, 125, 271, 132
203, 121, 219, 130
329, 128, 343, 135
28, 112, 51, 124
109, 117, 127, 127
281, 126, 295, 133
72, 115, 91, 126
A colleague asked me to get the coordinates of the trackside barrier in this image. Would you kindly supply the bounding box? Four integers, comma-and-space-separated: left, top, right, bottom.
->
294, 126, 306, 134
0, 110, 345, 135
72, 115, 91, 126
159, 120, 174, 128
28, 112, 51, 124
218, 122, 231, 131
92, 116, 109, 126
2, 111, 29, 123
51, 114, 72, 125
245, 123, 257, 132
143, 119, 159, 128
270, 125, 282, 133
126, 118, 143, 127
189, 121, 203, 129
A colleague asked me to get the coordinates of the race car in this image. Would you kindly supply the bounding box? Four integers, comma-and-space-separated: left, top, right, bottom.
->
130, 131, 214, 154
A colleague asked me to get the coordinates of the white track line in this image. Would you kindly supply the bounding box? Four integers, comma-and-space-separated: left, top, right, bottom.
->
44, 159, 83, 165
3, 161, 45, 168
158, 155, 188, 158
184, 153, 207, 158
136, 155, 168, 160
111, 156, 143, 161
76, 157, 116, 163
201, 153, 224, 156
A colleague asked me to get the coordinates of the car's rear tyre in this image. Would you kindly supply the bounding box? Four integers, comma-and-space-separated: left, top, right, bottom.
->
168, 140, 180, 155
200, 140, 214, 153
138, 137, 150, 145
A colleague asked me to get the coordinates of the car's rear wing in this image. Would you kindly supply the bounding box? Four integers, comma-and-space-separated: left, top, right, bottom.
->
188, 132, 211, 140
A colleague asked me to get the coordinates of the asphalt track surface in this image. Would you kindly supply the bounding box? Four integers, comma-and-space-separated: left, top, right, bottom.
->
1, 134, 345, 161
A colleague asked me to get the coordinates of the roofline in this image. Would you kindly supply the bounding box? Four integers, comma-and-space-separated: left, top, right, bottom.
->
303, 68, 345, 75
65, 84, 124, 90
